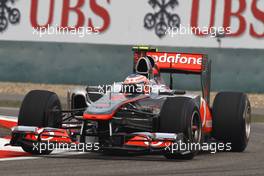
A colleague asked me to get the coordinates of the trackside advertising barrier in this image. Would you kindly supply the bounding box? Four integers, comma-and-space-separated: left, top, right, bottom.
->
0, 0, 263, 48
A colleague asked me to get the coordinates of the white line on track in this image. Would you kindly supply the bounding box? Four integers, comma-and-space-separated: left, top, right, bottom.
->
0, 138, 23, 152
0, 115, 17, 122
0, 156, 39, 161
0, 107, 19, 111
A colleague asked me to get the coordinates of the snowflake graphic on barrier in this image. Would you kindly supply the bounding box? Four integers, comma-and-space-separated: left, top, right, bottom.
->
144, 0, 180, 38
0, 0, 20, 32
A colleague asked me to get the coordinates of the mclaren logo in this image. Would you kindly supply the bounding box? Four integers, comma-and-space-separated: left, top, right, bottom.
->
144, 0, 180, 38
0, 0, 20, 32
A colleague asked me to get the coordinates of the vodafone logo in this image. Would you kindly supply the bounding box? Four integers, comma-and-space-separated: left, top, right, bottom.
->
146, 52, 203, 72
147, 52, 202, 65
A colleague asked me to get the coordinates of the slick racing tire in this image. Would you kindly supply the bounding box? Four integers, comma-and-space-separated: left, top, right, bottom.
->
159, 97, 202, 160
212, 92, 251, 152
18, 90, 62, 155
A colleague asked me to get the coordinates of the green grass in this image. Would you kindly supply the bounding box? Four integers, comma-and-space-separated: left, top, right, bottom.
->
252, 115, 264, 123
0, 100, 21, 108
0, 100, 66, 109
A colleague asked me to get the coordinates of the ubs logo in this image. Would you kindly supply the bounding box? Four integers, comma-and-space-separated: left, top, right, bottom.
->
144, 0, 180, 38
0, 0, 20, 32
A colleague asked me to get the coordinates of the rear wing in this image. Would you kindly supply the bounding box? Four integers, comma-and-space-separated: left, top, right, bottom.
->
146, 52, 203, 74
132, 46, 211, 104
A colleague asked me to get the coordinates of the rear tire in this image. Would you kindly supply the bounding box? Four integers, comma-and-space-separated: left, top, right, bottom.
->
18, 90, 62, 155
159, 97, 202, 160
212, 92, 251, 152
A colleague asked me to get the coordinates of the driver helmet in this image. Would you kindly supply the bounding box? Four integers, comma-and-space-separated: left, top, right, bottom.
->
123, 74, 151, 94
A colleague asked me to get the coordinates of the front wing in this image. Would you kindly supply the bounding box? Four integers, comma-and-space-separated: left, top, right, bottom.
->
8, 126, 187, 155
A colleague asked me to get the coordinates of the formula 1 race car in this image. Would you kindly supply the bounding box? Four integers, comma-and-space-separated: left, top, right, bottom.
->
8, 46, 251, 159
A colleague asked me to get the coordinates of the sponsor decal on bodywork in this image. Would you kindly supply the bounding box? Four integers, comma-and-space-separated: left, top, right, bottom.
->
147, 52, 203, 72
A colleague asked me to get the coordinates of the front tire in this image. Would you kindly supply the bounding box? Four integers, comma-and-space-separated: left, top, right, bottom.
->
159, 97, 202, 160
18, 90, 62, 155
212, 92, 251, 152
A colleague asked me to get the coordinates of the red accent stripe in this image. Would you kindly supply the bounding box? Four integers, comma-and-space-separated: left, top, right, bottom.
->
0, 150, 31, 158
83, 113, 113, 120
0, 119, 17, 129
83, 95, 149, 120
